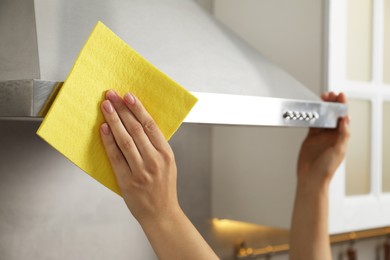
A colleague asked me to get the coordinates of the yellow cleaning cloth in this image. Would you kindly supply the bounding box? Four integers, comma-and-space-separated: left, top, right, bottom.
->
37, 21, 198, 195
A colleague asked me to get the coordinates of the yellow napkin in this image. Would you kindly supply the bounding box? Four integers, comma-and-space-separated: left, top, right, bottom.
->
37, 21, 198, 195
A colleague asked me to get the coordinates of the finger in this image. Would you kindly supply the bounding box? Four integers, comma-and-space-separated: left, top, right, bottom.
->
123, 93, 171, 151
338, 115, 350, 135
106, 90, 157, 159
335, 116, 350, 154
101, 100, 143, 169
100, 123, 132, 186
328, 92, 337, 102
336, 92, 347, 104
321, 92, 330, 101
322, 92, 347, 104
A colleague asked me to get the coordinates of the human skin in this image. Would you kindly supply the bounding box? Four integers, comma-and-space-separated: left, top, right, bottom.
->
99, 90, 219, 260
290, 92, 350, 260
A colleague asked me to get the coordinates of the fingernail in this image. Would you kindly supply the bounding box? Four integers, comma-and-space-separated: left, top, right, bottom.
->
101, 123, 110, 135
106, 90, 119, 102
103, 100, 114, 113
124, 93, 135, 105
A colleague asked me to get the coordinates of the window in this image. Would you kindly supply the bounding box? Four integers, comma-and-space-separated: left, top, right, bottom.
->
328, 0, 390, 233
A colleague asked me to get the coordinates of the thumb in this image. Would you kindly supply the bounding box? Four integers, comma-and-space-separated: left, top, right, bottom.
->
335, 116, 350, 155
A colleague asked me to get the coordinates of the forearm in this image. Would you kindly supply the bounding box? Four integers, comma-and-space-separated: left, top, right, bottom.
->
140, 208, 219, 260
290, 180, 331, 260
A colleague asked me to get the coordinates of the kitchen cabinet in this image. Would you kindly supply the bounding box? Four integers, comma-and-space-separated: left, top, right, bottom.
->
211, 0, 390, 234
327, 0, 390, 233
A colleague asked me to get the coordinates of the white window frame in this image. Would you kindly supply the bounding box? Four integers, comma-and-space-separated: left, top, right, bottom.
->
327, 0, 390, 234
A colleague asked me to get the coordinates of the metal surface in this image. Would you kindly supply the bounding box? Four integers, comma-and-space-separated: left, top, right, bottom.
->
0, 0, 40, 80
32, 0, 318, 101
0, 80, 347, 128
0, 80, 33, 116
33, 80, 63, 117
0, 0, 346, 127
0, 80, 61, 117
185, 91, 347, 128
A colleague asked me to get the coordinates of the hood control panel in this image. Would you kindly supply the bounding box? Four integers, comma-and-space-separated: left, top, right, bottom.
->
283, 110, 319, 121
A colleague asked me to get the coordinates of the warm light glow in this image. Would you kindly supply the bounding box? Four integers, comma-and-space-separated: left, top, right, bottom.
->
212, 218, 287, 233
212, 218, 261, 230
211, 218, 290, 251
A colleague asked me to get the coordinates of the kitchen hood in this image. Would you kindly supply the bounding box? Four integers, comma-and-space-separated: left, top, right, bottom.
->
0, 0, 346, 127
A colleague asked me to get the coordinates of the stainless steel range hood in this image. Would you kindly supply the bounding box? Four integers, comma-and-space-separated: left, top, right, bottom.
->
0, 0, 346, 127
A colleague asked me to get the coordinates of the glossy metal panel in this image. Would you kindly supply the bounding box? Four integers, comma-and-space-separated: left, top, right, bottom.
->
0, 0, 346, 127
186, 92, 347, 128
33, 0, 318, 101
0, 0, 40, 80
33, 80, 63, 116
0, 80, 33, 116
0, 80, 60, 117
0, 80, 347, 128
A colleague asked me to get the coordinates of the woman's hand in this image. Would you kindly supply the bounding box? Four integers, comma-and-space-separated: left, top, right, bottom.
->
99, 90, 180, 225
290, 92, 350, 260
99, 90, 219, 260
297, 92, 350, 187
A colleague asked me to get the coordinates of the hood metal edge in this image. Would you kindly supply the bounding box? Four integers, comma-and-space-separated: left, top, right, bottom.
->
0, 79, 347, 128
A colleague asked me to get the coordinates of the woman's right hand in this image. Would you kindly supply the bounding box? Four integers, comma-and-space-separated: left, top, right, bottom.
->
99, 90, 218, 260
99, 90, 180, 225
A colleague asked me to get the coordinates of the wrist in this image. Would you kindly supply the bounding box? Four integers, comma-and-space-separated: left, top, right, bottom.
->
296, 178, 330, 198
139, 205, 186, 233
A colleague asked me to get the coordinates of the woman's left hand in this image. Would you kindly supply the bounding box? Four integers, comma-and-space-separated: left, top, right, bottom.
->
297, 92, 350, 187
